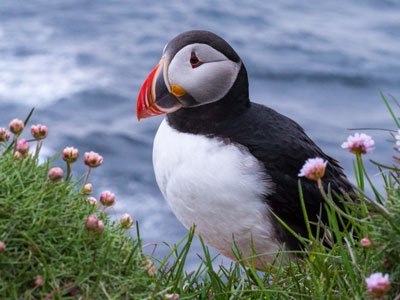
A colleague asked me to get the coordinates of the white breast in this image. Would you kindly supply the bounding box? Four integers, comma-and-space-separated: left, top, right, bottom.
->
153, 119, 282, 264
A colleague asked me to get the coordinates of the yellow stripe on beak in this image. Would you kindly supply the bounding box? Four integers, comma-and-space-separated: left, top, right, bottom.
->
171, 84, 186, 97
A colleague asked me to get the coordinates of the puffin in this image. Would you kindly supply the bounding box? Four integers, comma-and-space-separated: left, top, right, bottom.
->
136, 30, 353, 267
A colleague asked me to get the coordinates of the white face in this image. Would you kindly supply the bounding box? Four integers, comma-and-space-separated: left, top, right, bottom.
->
167, 43, 241, 106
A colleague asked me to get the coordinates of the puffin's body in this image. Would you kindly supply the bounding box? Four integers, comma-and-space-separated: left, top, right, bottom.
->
153, 118, 280, 261
137, 30, 352, 266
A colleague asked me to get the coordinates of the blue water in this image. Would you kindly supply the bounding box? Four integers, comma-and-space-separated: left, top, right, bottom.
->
1, 0, 400, 269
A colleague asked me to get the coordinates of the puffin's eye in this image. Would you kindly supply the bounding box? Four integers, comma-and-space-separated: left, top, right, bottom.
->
190, 52, 202, 68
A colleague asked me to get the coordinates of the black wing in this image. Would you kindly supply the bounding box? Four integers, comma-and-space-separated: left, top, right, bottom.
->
215, 103, 354, 249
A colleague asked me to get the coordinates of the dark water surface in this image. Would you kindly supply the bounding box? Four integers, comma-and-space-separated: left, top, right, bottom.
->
1, 0, 400, 269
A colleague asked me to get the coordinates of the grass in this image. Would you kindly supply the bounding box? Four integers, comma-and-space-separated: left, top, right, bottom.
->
1, 93, 400, 299
0, 122, 159, 298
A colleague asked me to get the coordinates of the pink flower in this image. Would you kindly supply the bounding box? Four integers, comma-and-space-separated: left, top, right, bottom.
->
48, 167, 64, 182
97, 220, 104, 233
0, 128, 10, 142
34, 275, 44, 287
16, 139, 30, 155
84, 151, 103, 168
341, 133, 374, 155
100, 191, 115, 207
85, 214, 99, 230
298, 157, 327, 180
85, 215, 104, 234
87, 197, 98, 207
9, 118, 24, 135
120, 213, 133, 229
360, 237, 372, 248
365, 272, 391, 297
30, 124, 48, 140
165, 294, 179, 300
62, 146, 79, 163
0, 241, 5, 254
83, 183, 93, 195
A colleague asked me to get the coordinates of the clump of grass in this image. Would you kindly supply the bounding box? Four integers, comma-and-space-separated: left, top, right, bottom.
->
0, 112, 159, 299
374, 184, 400, 279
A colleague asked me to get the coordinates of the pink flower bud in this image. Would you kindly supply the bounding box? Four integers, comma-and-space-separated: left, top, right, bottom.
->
381, 258, 391, 269
85, 214, 99, 230
143, 258, 157, 276
87, 197, 98, 207
0, 242, 5, 254
298, 157, 327, 180
360, 237, 372, 248
120, 213, 133, 229
16, 139, 30, 155
62, 146, 79, 163
0, 128, 10, 142
9, 118, 24, 135
97, 220, 104, 233
396, 129, 400, 147
84, 151, 103, 168
85, 216, 104, 234
166, 294, 179, 300
365, 272, 391, 298
100, 191, 115, 207
68, 287, 81, 297
13, 151, 24, 161
48, 167, 64, 182
83, 183, 93, 195
30, 124, 48, 140
34, 275, 44, 287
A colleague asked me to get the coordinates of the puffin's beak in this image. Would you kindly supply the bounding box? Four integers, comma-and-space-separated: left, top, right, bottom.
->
137, 56, 183, 120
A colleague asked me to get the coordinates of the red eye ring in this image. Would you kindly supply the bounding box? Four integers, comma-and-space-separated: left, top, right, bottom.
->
190, 53, 202, 68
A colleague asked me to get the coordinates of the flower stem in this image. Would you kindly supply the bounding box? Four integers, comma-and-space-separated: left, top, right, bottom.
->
12, 136, 18, 155
34, 141, 41, 158
82, 167, 92, 192
356, 153, 367, 216
66, 162, 71, 181
317, 178, 323, 189
356, 153, 364, 192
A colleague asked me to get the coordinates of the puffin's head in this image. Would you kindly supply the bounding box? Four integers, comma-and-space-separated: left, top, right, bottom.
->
137, 30, 243, 120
